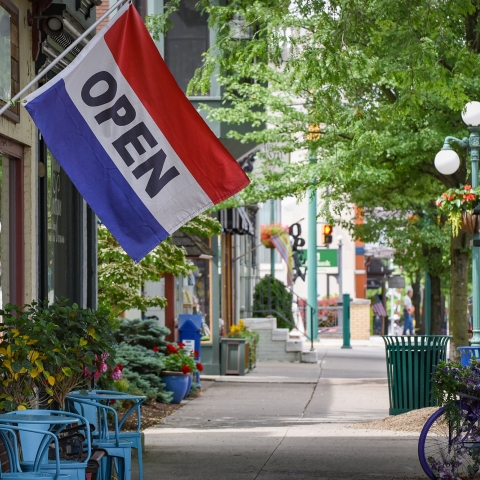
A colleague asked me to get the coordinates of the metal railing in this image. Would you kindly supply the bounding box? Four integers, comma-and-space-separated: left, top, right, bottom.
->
243, 276, 340, 350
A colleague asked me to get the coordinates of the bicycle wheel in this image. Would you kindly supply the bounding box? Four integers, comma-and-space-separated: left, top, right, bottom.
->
418, 405, 480, 479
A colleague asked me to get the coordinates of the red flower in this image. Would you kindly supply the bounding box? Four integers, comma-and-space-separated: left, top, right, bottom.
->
196, 362, 204, 372
166, 344, 178, 354
152, 346, 160, 352
194, 350, 199, 358
117, 363, 124, 371
436, 201, 443, 207
181, 365, 191, 374
465, 185, 472, 191
178, 342, 185, 349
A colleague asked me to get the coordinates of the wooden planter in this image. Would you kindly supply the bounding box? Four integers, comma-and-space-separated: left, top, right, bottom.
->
461, 211, 480, 234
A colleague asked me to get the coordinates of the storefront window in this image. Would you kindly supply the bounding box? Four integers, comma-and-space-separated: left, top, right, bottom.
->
45, 150, 84, 304
0, 139, 24, 307
0, 0, 19, 121
0, 6, 11, 100
164, 0, 209, 94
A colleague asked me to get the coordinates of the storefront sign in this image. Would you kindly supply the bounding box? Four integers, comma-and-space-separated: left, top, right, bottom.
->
296, 249, 339, 274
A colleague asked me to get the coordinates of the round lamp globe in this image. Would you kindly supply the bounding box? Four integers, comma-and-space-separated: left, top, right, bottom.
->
462, 101, 480, 127
434, 149, 460, 175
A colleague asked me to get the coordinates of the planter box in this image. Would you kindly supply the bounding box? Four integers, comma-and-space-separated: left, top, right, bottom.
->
220, 338, 249, 375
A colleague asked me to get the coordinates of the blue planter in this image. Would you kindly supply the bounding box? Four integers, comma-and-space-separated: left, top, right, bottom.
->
161, 372, 189, 404
184, 374, 193, 399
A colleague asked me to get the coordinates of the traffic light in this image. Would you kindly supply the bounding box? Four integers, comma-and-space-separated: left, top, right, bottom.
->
323, 224, 333, 245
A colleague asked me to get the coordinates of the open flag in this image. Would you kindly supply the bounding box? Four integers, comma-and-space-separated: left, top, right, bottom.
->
270, 230, 294, 287
24, 1, 249, 262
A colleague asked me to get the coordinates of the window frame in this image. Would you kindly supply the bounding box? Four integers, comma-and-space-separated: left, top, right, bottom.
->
0, 0, 19, 122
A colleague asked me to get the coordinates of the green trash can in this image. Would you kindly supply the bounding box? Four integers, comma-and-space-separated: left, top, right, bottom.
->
382, 335, 450, 415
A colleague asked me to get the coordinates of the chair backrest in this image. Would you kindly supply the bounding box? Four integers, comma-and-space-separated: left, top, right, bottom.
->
0, 425, 62, 479
66, 397, 121, 447
90, 390, 145, 432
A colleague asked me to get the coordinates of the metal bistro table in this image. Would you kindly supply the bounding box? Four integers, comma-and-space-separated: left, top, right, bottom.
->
66, 391, 146, 480
0, 410, 91, 478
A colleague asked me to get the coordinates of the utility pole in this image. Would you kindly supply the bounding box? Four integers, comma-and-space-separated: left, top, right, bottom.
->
307, 149, 318, 341
270, 199, 275, 278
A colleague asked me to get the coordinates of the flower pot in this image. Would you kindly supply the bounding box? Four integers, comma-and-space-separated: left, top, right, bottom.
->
160, 372, 189, 404
461, 211, 480, 233
184, 373, 193, 399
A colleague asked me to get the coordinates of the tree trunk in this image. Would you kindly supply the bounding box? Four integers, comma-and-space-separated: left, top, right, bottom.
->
430, 274, 443, 335
449, 232, 470, 360
412, 272, 421, 332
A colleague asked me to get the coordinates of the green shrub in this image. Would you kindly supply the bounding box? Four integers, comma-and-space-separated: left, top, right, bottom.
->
114, 344, 172, 403
253, 275, 294, 329
114, 318, 170, 349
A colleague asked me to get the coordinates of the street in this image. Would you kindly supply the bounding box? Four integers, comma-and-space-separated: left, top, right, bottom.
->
138, 345, 425, 479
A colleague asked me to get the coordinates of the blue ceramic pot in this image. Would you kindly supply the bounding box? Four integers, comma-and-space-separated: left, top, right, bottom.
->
184, 373, 193, 399
161, 372, 189, 404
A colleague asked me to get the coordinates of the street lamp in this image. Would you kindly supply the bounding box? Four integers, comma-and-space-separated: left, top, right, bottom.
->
434, 101, 480, 345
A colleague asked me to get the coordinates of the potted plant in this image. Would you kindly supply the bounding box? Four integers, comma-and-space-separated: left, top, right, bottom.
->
0, 300, 119, 410
435, 184, 480, 236
228, 320, 259, 371
260, 224, 289, 248
159, 343, 200, 403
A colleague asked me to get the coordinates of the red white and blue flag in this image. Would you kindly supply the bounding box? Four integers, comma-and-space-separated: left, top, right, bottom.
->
24, 2, 249, 261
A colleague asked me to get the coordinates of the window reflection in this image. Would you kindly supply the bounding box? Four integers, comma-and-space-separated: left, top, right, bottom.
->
181, 258, 212, 341
0, 6, 11, 101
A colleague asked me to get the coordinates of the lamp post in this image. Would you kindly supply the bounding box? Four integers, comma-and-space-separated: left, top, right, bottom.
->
434, 101, 480, 345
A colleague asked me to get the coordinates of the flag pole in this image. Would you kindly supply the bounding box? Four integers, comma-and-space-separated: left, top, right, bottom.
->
0, 0, 130, 117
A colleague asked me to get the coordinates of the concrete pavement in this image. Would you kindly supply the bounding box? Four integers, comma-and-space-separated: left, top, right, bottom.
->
136, 343, 426, 479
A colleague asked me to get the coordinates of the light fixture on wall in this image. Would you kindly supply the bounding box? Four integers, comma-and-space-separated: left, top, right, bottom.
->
42, 16, 64, 36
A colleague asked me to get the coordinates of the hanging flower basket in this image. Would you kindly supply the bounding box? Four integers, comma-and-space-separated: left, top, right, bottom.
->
461, 211, 480, 234
260, 224, 289, 248
435, 185, 480, 236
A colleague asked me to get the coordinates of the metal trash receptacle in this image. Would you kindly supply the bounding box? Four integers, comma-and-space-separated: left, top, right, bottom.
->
382, 335, 450, 415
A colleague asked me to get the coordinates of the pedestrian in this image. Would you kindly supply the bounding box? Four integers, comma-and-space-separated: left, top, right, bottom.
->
403, 287, 414, 335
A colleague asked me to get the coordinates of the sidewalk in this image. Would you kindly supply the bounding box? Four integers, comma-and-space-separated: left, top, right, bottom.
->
136, 345, 425, 479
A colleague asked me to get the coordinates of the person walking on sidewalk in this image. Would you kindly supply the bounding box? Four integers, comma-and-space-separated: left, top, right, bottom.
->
403, 287, 414, 335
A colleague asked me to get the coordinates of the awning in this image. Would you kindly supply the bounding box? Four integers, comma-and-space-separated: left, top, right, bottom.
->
171, 232, 215, 258
219, 207, 255, 236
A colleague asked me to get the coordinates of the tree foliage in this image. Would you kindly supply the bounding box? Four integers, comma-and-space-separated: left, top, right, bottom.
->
98, 215, 221, 316
147, 0, 480, 352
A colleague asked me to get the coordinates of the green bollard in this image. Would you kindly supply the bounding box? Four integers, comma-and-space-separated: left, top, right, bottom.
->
342, 293, 352, 349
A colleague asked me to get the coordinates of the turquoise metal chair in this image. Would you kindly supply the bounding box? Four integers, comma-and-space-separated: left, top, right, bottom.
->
66, 391, 145, 480
65, 396, 133, 480
0, 424, 70, 480
4, 410, 91, 480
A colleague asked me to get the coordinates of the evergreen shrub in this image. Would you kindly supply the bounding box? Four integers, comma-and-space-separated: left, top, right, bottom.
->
253, 275, 294, 330
110, 319, 173, 403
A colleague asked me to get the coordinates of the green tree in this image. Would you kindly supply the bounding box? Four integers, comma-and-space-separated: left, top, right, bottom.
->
149, 0, 480, 356
98, 214, 221, 316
